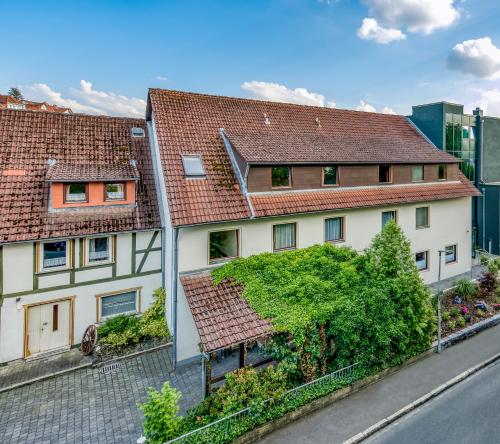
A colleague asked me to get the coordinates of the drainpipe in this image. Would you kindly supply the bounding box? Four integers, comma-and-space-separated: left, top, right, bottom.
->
172, 227, 179, 369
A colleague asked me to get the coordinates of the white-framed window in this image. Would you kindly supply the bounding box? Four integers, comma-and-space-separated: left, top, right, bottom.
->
415, 251, 429, 271
65, 183, 87, 203
445, 244, 457, 264
99, 290, 139, 320
325, 217, 344, 242
87, 236, 111, 264
105, 183, 125, 201
382, 210, 397, 228
40, 240, 69, 270
416, 207, 429, 229
209, 229, 239, 263
273, 223, 296, 251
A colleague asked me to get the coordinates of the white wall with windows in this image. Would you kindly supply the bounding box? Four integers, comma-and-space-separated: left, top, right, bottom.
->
174, 196, 472, 363
0, 229, 162, 363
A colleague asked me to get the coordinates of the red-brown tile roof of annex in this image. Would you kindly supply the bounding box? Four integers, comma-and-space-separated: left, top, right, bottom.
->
251, 172, 480, 218
148, 89, 463, 227
0, 109, 160, 243
46, 162, 140, 182
181, 272, 272, 353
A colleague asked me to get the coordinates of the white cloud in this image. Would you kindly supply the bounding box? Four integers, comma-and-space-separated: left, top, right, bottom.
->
381, 106, 396, 114
356, 101, 396, 114
356, 100, 377, 112
25, 80, 146, 117
448, 37, 500, 79
241, 81, 336, 107
156, 75, 168, 81
357, 18, 406, 44
361, 0, 460, 36
472, 88, 500, 117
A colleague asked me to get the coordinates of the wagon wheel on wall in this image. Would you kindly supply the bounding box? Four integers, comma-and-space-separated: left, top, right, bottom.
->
81, 324, 97, 356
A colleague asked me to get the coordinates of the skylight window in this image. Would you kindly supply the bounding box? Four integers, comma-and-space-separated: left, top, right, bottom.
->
182, 155, 205, 178
131, 127, 145, 138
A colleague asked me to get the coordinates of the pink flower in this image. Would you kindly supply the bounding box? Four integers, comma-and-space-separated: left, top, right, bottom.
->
461, 305, 469, 315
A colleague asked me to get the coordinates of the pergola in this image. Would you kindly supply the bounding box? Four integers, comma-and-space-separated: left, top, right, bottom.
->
181, 272, 273, 396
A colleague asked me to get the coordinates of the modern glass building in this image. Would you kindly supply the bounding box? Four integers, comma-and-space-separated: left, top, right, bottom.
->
411, 102, 500, 255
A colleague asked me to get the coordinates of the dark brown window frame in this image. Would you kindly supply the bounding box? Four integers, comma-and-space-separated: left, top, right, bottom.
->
63, 183, 89, 204
273, 222, 297, 252
378, 165, 392, 184
445, 244, 458, 264
438, 164, 447, 181
415, 250, 430, 272
412, 164, 425, 182
271, 166, 292, 189
416, 206, 430, 229
104, 182, 127, 201
324, 216, 345, 243
322, 165, 339, 187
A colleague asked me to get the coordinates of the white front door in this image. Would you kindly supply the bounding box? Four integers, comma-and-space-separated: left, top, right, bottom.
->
26, 300, 71, 357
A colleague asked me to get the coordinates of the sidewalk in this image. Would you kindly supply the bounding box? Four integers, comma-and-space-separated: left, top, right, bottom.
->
259, 322, 500, 444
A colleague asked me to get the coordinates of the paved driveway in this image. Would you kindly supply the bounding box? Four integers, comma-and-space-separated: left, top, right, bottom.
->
0, 348, 200, 444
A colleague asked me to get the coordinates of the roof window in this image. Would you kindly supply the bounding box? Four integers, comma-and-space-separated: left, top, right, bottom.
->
131, 127, 145, 138
182, 155, 205, 178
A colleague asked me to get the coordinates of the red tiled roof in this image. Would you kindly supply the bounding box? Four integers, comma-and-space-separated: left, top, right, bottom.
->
148, 89, 464, 227
181, 272, 272, 352
224, 130, 457, 164
46, 162, 140, 182
250, 173, 480, 218
0, 109, 160, 243
0, 95, 72, 113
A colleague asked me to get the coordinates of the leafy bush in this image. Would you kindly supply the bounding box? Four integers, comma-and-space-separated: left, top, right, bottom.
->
98, 288, 170, 350
456, 315, 466, 328
213, 222, 434, 381
442, 311, 450, 322
479, 271, 498, 299
450, 306, 460, 317
139, 382, 183, 444
447, 320, 456, 330
455, 279, 477, 301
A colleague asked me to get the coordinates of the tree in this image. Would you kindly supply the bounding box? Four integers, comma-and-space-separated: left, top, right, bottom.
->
8, 87, 23, 101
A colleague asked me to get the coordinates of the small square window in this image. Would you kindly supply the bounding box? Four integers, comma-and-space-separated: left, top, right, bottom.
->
273, 223, 296, 251
416, 207, 429, 229
445, 245, 457, 264
209, 230, 239, 263
100, 291, 137, 319
272, 166, 291, 188
65, 183, 87, 203
105, 183, 125, 201
412, 165, 424, 182
438, 164, 447, 180
42, 241, 67, 269
182, 155, 205, 177
323, 166, 338, 186
379, 165, 391, 183
325, 217, 344, 242
415, 251, 429, 271
382, 210, 397, 228
88, 236, 110, 263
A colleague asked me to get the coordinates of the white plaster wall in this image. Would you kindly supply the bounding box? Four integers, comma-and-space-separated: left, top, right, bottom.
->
178, 197, 472, 284
3, 243, 33, 294
174, 197, 472, 362
0, 272, 162, 363
116, 233, 132, 276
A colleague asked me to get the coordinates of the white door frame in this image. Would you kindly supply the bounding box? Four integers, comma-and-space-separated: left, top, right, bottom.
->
23, 296, 75, 358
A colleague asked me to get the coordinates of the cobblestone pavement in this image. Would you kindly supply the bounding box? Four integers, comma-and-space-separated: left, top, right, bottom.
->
0, 347, 200, 444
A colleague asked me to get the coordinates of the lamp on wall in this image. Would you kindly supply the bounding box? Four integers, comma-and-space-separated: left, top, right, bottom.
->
15, 297, 22, 310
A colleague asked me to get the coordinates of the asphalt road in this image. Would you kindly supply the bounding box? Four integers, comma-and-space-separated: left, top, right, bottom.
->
365, 359, 500, 444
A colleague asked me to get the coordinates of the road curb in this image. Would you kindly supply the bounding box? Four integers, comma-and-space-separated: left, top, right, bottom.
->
342, 351, 500, 444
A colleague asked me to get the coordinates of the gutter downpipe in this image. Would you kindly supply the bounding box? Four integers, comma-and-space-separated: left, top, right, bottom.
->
172, 227, 179, 369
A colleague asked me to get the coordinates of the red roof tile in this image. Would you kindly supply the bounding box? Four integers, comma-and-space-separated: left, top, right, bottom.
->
181, 272, 272, 352
0, 109, 160, 243
148, 89, 465, 227
46, 162, 140, 182
250, 173, 480, 218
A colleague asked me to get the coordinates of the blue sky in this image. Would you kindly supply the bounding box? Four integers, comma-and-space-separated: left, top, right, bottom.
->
1, 0, 500, 116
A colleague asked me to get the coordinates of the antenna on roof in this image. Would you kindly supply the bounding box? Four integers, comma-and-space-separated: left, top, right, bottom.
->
264, 113, 271, 125
315, 117, 321, 127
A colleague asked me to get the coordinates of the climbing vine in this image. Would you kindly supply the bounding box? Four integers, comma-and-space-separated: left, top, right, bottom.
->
213, 222, 434, 382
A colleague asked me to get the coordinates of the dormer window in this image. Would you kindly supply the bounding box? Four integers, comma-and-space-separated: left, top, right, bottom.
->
65, 183, 87, 203
105, 183, 125, 201
272, 166, 291, 188
182, 155, 205, 178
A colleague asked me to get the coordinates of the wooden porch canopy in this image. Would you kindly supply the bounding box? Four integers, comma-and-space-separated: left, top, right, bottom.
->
181, 272, 273, 395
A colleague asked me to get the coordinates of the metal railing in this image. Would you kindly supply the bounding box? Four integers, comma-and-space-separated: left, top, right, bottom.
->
165, 362, 359, 444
